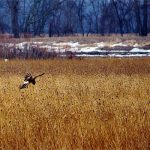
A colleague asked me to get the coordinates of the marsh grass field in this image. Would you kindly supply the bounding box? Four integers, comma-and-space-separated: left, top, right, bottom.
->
0, 58, 150, 150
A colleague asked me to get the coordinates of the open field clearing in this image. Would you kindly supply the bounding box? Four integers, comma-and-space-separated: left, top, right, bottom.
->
0, 58, 150, 149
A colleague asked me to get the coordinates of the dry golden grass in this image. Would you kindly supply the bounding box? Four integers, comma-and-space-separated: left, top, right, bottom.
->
0, 58, 150, 150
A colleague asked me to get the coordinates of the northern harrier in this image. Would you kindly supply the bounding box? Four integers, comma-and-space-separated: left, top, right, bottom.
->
19, 73, 45, 89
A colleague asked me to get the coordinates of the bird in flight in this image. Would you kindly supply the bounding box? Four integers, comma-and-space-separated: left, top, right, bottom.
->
19, 73, 45, 89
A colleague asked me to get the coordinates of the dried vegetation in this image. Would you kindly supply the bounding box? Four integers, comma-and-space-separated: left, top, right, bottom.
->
0, 58, 150, 150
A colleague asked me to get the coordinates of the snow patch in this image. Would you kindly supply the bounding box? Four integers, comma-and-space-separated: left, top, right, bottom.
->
32, 42, 43, 44
97, 42, 105, 48
78, 47, 98, 52
53, 42, 79, 47
1, 41, 150, 58
16, 42, 29, 49
111, 43, 127, 47
130, 48, 150, 53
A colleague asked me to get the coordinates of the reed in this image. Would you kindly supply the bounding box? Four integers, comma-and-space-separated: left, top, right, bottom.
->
0, 58, 150, 150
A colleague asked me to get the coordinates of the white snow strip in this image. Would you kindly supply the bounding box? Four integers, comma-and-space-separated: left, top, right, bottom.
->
76, 54, 106, 57
32, 42, 43, 44
97, 42, 105, 48
130, 48, 150, 53
53, 42, 79, 47
68, 42, 79, 47
78, 47, 98, 52
16, 42, 28, 49
40, 45, 51, 49
76, 54, 150, 58
111, 43, 127, 47
108, 54, 149, 57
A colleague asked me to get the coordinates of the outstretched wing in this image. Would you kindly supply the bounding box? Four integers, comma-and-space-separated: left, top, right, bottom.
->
34, 73, 45, 79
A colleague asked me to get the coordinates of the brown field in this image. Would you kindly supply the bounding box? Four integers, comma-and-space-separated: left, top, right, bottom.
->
1, 34, 150, 46
0, 58, 150, 150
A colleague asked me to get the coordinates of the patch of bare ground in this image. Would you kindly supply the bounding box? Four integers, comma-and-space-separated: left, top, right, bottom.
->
0, 34, 150, 46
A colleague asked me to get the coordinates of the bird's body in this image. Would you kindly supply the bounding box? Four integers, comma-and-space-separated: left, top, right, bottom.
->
19, 73, 45, 89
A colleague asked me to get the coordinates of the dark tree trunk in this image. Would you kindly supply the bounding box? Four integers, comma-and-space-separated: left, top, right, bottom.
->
112, 0, 124, 36
9, 0, 20, 38
134, 0, 142, 35
77, 0, 85, 37
134, 0, 147, 36
142, 0, 147, 36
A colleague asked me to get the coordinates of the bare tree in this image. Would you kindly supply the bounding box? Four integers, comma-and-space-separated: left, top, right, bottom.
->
111, 0, 124, 36
133, 0, 142, 35
76, 0, 85, 36
86, 13, 94, 36
0, 2, 6, 33
89, 0, 101, 34
133, 0, 148, 36
7, 0, 20, 38
62, 0, 77, 35
143, 0, 147, 36
22, 0, 65, 36
0, 0, 148, 37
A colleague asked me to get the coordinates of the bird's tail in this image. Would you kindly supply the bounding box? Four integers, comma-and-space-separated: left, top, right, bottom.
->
34, 73, 45, 79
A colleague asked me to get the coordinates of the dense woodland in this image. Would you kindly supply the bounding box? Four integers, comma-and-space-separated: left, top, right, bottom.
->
0, 0, 149, 38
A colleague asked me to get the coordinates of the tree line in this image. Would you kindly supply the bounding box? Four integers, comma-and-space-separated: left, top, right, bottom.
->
0, 0, 149, 38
